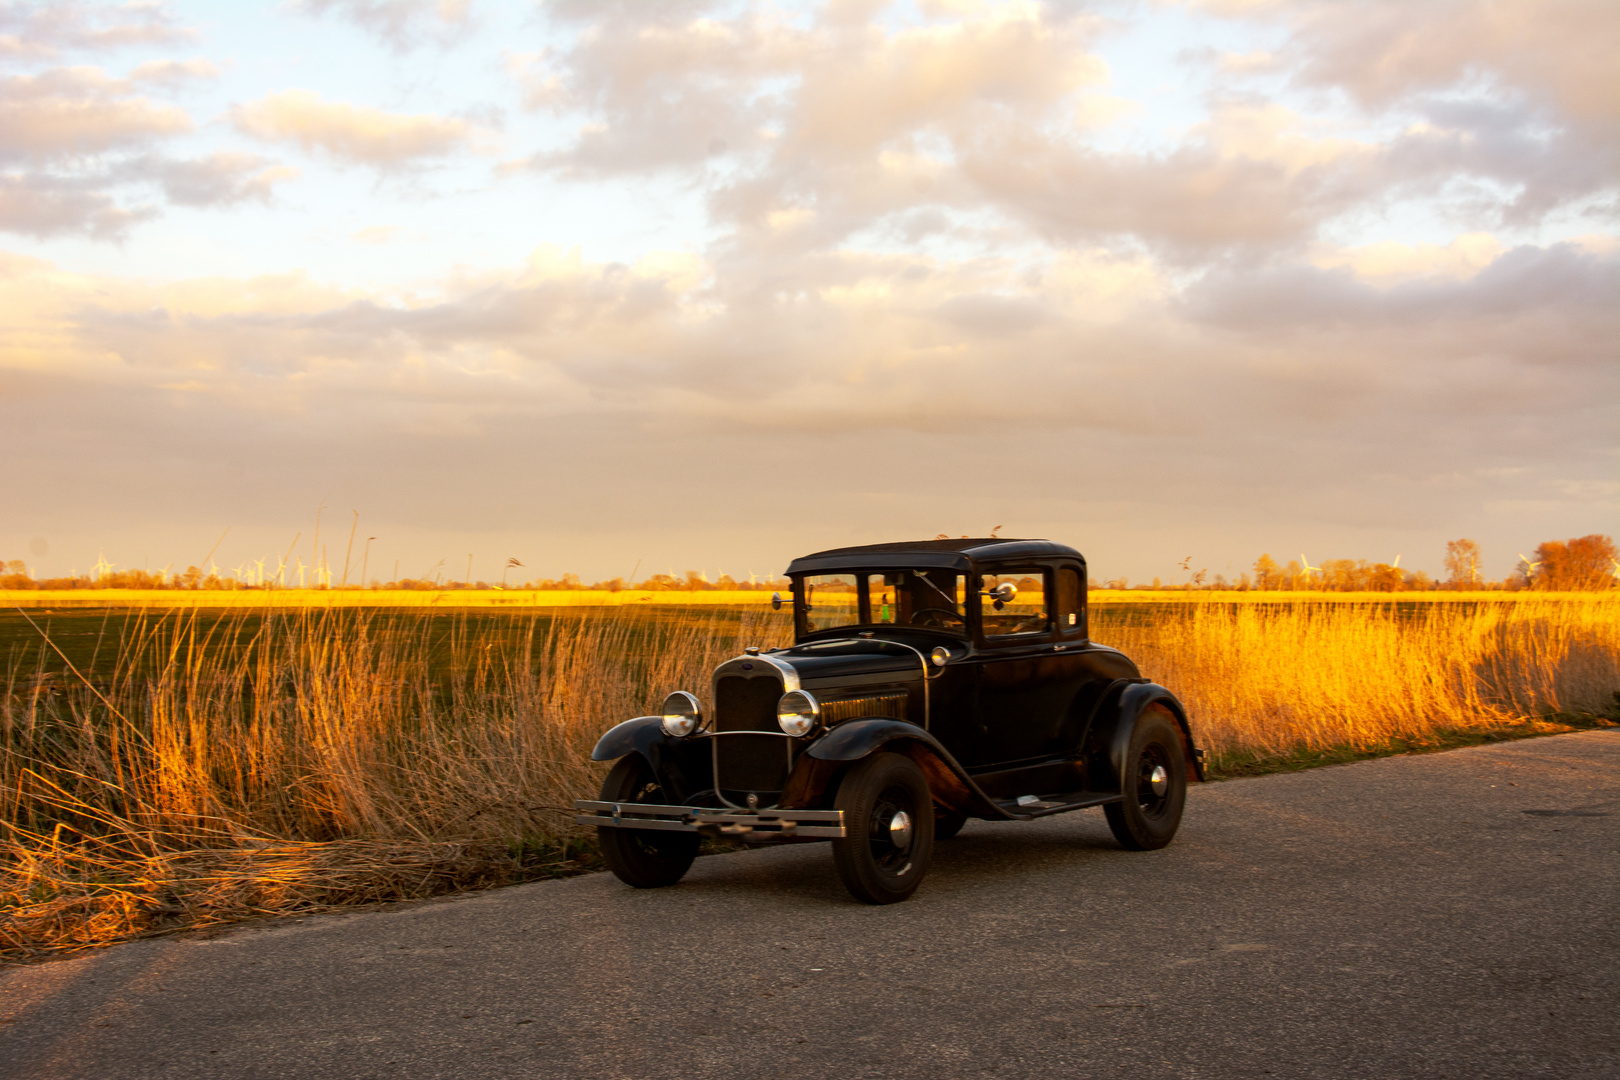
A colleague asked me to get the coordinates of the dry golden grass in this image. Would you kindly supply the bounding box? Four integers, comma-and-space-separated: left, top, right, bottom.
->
1, 606, 790, 961
1091, 594, 1620, 760
2, 594, 1616, 961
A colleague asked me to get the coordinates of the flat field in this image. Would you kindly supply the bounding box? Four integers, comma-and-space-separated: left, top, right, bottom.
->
2, 594, 1616, 961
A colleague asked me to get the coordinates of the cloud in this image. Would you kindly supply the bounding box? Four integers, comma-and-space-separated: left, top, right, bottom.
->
0, 60, 288, 236
129, 153, 300, 207
233, 90, 474, 165
3, 2, 1615, 580
294, 0, 474, 51
1281, 0, 1619, 122
0, 171, 151, 237
516, 2, 1616, 262
0, 66, 193, 162
0, 1, 192, 58
3, 226, 1613, 581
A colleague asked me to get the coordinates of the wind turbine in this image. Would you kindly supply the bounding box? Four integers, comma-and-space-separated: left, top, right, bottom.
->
1299, 554, 1319, 588
1517, 553, 1540, 584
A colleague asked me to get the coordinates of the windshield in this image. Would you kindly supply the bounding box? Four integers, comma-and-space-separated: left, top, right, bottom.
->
801, 571, 966, 635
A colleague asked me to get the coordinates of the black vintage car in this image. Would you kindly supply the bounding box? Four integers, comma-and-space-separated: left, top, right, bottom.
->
575, 538, 1204, 904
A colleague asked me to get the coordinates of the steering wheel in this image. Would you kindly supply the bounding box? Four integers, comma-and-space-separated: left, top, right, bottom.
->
909, 607, 965, 629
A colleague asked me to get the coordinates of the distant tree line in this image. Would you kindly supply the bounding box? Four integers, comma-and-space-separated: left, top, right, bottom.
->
4, 537, 1613, 592
0, 559, 792, 593
1088, 534, 1617, 592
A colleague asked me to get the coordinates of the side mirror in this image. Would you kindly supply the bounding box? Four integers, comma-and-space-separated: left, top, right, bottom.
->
771, 591, 784, 611
989, 582, 1016, 603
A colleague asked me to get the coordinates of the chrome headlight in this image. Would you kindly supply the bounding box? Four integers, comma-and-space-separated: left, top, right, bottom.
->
660, 691, 702, 737
776, 689, 820, 737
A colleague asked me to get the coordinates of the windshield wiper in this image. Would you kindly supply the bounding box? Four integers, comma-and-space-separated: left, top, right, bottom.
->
911, 569, 959, 610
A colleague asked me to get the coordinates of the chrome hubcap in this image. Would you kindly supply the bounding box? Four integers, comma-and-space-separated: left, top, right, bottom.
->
1149, 765, 1169, 797
887, 809, 913, 852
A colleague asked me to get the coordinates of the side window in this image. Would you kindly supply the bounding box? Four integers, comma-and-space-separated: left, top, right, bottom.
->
980, 567, 1050, 638
1056, 566, 1084, 635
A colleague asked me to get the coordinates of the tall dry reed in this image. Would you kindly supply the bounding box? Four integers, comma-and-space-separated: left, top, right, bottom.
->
1092, 594, 1620, 760
1, 605, 790, 960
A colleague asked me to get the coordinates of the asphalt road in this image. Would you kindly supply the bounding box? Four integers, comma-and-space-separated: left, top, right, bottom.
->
3, 731, 1616, 1080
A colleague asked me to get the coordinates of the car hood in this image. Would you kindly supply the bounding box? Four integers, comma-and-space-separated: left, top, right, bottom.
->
773, 638, 928, 690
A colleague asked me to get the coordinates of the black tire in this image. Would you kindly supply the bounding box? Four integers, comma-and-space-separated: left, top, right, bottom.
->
596, 755, 699, 889
831, 753, 934, 904
1104, 705, 1188, 851
934, 805, 968, 841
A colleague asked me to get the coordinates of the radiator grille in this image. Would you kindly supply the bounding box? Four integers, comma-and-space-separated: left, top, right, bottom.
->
715, 675, 780, 732
820, 693, 908, 725
714, 674, 791, 797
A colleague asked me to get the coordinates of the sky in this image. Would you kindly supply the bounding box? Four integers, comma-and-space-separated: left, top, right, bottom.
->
1, 0, 1615, 587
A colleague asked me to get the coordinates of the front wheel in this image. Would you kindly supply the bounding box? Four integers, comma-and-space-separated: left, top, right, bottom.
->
1103, 706, 1188, 851
831, 752, 934, 904
596, 756, 700, 889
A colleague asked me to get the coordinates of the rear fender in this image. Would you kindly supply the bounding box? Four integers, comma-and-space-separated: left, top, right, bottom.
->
801, 718, 1010, 819
1096, 683, 1204, 789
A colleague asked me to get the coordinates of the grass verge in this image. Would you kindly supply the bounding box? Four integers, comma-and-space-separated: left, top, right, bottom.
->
4, 597, 1617, 964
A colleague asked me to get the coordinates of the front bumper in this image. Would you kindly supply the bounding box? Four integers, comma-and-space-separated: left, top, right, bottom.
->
574, 800, 846, 840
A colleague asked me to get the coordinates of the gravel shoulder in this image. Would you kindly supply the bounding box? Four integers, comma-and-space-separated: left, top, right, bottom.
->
3, 730, 1616, 1080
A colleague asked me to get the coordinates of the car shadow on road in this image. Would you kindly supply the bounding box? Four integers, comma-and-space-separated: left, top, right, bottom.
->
675, 808, 1131, 907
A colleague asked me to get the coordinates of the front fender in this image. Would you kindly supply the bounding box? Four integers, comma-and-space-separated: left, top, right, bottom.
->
590, 715, 668, 762
805, 718, 1011, 819
589, 716, 712, 804
1107, 683, 1204, 785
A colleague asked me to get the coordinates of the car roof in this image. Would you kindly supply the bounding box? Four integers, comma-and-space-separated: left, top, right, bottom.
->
785, 538, 1084, 575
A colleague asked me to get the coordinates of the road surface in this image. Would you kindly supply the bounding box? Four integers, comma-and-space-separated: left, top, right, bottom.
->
3, 731, 1616, 1080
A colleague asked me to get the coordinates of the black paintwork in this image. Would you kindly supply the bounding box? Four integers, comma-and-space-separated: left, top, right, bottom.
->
589, 538, 1203, 827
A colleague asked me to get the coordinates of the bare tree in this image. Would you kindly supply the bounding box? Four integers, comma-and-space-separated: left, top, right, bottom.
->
1444, 539, 1481, 589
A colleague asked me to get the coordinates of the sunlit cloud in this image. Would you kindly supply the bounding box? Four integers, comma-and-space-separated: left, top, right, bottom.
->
233, 90, 478, 166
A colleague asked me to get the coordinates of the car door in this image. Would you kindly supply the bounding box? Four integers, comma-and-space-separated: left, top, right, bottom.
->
968, 563, 1098, 770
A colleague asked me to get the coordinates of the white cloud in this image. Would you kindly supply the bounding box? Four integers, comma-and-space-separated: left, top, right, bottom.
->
0, 1, 192, 58
233, 90, 475, 165
294, 0, 475, 51
0, 66, 192, 161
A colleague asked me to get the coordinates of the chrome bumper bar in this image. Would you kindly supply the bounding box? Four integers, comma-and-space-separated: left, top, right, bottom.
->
574, 800, 846, 839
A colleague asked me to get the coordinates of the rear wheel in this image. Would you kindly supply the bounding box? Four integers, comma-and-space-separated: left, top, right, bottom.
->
597, 756, 700, 888
831, 753, 934, 904
1104, 706, 1188, 851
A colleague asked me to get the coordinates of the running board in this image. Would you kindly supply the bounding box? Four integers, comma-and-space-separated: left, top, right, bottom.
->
996, 791, 1124, 819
